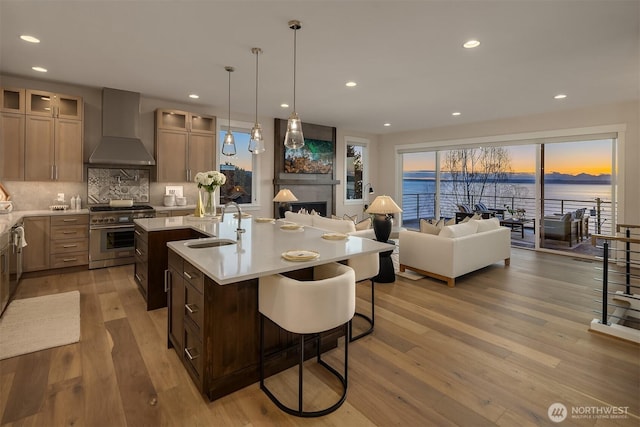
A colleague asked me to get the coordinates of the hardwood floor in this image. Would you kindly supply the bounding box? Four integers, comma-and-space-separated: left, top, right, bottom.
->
1, 249, 638, 426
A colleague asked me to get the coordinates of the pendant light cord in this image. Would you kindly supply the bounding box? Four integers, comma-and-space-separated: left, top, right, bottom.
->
228, 69, 232, 132
255, 50, 259, 121
293, 26, 297, 112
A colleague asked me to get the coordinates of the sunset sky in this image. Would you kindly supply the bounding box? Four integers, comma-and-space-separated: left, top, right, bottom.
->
403, 139, 612, 176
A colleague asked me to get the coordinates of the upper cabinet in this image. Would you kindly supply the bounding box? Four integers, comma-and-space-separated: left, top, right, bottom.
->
26, 90, 83, 121
155, 109, 216, 182
25, 89, 83, 182
0, 88, 26, 180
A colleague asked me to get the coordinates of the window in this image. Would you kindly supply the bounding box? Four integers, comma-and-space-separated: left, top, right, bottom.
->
218, 120, 260, 206
345, 137, 369, 204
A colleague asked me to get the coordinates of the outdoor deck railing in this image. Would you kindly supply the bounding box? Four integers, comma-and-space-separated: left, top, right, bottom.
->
589, 224, 640, 343
402, 192, 615, 236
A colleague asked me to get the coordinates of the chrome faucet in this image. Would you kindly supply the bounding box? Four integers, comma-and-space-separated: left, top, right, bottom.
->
222, 201, 246, 238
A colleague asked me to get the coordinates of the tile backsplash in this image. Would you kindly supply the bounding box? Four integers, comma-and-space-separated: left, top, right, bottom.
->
87, 168, 150, 204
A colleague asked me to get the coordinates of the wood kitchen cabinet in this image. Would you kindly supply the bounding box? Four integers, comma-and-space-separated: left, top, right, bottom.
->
22, 216, 51, 272
134, 225, 206, 310
0, 87, 26, 180
24, 89, 83, 182
49, 214, 88, 268
155, 109, 215, 182
22, 214, 88, 272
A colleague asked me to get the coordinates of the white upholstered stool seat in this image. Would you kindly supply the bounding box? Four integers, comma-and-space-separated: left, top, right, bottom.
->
347, 253, 379, 341
259, 262, 356, 417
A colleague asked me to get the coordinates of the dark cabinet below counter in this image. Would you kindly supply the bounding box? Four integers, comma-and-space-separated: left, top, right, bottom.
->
134, 225, 207, 311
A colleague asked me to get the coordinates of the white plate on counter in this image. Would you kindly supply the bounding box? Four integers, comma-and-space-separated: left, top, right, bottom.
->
255, 217, 275, 223
281, 250, 319, 262
322, 232, 349, 241
280, 224, 304, 231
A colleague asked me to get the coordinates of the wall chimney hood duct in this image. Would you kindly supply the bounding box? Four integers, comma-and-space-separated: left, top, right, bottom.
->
88, 88, 156, 165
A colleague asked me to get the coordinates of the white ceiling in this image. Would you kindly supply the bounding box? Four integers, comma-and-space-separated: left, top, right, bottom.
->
1, 1, 638, 134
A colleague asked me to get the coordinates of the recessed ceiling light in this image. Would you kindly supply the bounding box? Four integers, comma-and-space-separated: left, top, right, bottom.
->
188, 94, 199, 99
20, 35, 40, 43
463, 40, 480, 49
383, 123, 391, 127
280, 103, 289, 108
554, 94, 567, 99
452, 112, 461, 116
345, 81, 357, 87
31, 66, 47, 72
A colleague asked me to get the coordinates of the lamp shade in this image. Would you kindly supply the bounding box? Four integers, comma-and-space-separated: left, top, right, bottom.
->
273, 189, 298, 202
366, 195, 402, 215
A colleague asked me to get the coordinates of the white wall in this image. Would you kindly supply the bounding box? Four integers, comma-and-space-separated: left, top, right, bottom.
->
377, 101, 640, 228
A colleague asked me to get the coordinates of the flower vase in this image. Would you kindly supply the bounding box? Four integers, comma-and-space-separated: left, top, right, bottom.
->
204, 188, 217, 216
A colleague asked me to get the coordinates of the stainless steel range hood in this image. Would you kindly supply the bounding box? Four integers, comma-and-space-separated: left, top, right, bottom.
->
88, 88, 156, 165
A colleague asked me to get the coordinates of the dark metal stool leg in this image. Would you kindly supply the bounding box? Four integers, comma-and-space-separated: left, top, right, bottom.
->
350, 279, 375, 342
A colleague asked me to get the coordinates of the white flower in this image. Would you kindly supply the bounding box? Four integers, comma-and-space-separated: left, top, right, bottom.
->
194, 170, 226, 191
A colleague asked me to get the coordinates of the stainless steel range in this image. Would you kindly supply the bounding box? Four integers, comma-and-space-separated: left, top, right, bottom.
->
89, 205, 155, 269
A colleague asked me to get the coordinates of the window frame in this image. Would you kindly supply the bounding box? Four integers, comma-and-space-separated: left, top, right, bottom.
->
217, 119, 261, 209
344, 136, 370, 206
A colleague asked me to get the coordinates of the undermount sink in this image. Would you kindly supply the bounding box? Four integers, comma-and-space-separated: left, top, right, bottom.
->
185, 238, 236, 249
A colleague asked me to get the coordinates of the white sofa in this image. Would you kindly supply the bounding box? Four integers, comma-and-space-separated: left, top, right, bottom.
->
399, 218, 511, 287
284, 211, 375, 238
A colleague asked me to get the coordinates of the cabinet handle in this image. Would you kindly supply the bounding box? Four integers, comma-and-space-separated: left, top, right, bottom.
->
135, 248, 143, 256
54, 164, 58, 180
183, 271, 193, 280
135, 273, 144, 283
63, 218, 78, 222
62, 244, 78, 248
164, 269, 170, 292
50, 165, 55, 180
184, 347, 199, 360
134, 229, 142, 236
62, 231, 77, 235
185, 303, 198, 314
62, 258, 78, 262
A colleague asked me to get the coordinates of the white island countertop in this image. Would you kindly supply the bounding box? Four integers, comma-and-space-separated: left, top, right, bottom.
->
135, 216, 394, 285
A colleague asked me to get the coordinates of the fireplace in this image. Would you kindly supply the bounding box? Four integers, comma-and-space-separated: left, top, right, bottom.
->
290, 201, 327, 217
273, 119, 339, 218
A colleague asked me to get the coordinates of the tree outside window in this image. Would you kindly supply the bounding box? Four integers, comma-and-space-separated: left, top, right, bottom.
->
218, 130, 254, 204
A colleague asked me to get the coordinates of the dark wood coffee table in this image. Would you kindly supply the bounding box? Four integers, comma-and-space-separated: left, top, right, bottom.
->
500, 218, 533, 238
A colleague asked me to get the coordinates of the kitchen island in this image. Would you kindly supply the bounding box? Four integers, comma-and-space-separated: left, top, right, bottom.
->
134, 215, 393, 400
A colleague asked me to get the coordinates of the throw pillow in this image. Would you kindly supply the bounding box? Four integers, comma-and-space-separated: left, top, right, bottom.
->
445, 217, 456, 226
461, 215, 471, 223
355, 217, 372, 231
331, 215, 342, 220
439, 221, 479, 238
472, 217, 501, 233
419, 219, 440, 235
343, 213, 358, 223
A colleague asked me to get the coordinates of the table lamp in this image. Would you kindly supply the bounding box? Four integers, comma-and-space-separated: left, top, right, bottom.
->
273, 188, 298, 218
366, 195, 403, 242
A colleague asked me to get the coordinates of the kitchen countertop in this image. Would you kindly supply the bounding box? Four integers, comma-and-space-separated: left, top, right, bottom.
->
0, 209, 90, 234
135, 216, 394, 285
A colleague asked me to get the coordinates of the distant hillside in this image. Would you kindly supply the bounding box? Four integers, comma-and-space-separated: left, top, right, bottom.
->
403, 170, 611, 184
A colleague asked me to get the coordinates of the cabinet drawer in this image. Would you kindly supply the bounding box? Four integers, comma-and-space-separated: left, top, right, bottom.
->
50, 237, 88, 254
51, 214, 88, 227
183, 324, 203, 384
50, 224, 88, 240
184, 281, 204, 331
183, 261, 204, 293
50, 251, 87, 268
134, 227, 148, 243
134, 238, 148, 262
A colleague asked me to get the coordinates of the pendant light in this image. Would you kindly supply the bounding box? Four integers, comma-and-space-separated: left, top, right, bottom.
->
284, 20, 304, 150
248, 47, 265, 154
221, 66, 236, 156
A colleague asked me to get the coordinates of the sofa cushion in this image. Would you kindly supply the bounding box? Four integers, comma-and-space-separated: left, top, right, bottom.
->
471, 217, 501, 233
284, 211, 314, 226
343, 213, 358, 223
420, 219, 441, 235
439, 221, 479, 238
313, 215, 356, 234
355, 217, 372, 231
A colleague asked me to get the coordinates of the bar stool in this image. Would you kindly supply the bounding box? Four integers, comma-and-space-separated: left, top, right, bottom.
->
259, 262, 356, 417
347, 253, 379, 341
